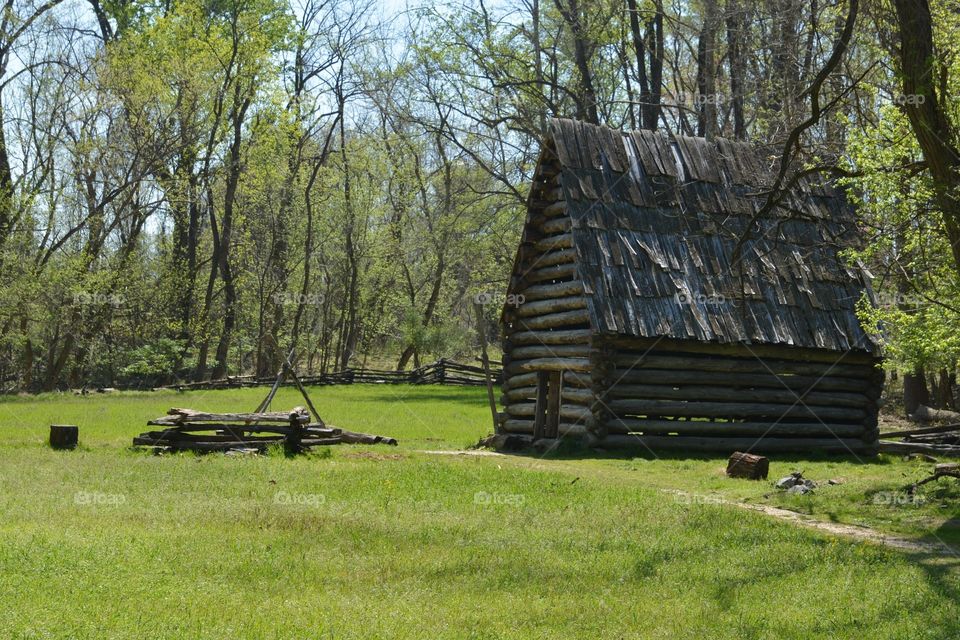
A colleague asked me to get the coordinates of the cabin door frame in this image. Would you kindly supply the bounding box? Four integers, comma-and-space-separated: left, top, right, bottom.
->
533, 370, 562, 439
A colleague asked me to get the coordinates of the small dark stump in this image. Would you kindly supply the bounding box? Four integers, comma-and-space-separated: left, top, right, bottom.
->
726, 451, 769, 480
49, 425, 79, 450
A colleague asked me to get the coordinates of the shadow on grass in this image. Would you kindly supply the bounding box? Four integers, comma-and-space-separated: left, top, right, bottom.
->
524, 442, 889, 466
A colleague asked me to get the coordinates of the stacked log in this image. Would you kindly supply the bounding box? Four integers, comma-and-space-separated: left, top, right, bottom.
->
592, 337, 882, 453
500, 143, 593, 437
132, 407, 398, 452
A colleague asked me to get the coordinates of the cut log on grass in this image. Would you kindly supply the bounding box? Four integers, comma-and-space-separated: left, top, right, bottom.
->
725, 451, 769, 480
909, 405, 960, 424
49, 425, 78, 450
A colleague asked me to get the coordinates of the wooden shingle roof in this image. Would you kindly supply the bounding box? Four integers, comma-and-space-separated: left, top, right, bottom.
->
546, 118, 877, 354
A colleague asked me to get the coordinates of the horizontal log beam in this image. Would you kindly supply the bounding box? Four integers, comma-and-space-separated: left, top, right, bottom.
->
505, 403, 592, 421
508, 328, 591, 346
523, 247, 576, 269
503, 386, 593, 404
520, 280, 584, 302
605, 368, 870, 393
600, 334, 879, 366
511, 344, 590, 360
515, 309, 590, 330
543, 200, 567, 217
540, 217, 571, 235
533, 233, 573, 252
523, 263, 576, 284
514, 296, 587, 318
611, 353, 872, 378
604, 383, 871, 409
506, 357, 592, 373
605, 418, 867, 438
503, 420, 587, 437
502, 370, 591, 390
606, 398, 866, 422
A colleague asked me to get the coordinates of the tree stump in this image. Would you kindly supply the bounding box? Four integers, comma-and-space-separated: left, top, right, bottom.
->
49, 425, 79, 450
726, 451, 769, 480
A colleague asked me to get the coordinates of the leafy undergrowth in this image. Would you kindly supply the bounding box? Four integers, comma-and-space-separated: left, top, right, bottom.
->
0, 386, 958, 638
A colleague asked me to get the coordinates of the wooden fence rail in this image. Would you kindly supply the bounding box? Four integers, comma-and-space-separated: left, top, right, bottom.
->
158, 359, 503, 392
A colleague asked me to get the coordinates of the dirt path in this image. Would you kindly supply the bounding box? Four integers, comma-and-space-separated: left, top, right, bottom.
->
421, 449, 959, 557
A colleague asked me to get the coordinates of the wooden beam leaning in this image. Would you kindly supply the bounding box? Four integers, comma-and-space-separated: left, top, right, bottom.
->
532, 372, 549, 440
546, 371, 562, 438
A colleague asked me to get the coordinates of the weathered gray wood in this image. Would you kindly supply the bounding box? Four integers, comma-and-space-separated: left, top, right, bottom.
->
540, 217, 571, 235
520, 281, 584, 302
604, 417, 867, 438
546, 371, 562, 438
605, 368, 870, 393
611, 354, 871, 378
515, 309, 590, 330
508, 329, 591, 345
604, 335, 878, 366
506, 357, 591, 373
514, 296, 587, 318
523, 263, 576, 283
503, 420, 588, 437
533, 233, 573, 252
507, 402, 592, 422
532, 372, 548, 440
158, 408, 310, 425
879, 440, 960, 457
543, 200, 567, 217
511, 344, 590, 359
882, 423, 960, 439
910, 404, 960, 423
606, 398, 867, 422
524, 247, 576, 268
604, 383, 871, 409
503, 385, 593, 404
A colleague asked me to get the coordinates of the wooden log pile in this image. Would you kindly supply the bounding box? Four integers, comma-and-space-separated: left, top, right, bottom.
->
132, 407, 397, 453
880, 422, 960, 458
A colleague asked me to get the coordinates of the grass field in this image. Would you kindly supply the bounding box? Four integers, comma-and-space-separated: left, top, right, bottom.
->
1, 385, 959, 639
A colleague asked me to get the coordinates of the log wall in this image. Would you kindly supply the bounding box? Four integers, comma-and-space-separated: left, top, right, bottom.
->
501, 144, 593, 436
590, 336, 884, 454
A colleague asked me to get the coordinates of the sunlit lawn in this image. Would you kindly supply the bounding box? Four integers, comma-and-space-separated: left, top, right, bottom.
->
0, 385, 958, 639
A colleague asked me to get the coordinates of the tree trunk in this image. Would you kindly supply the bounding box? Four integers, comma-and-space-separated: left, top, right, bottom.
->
893, 0, 960, 273
903, 368, 930, 417
726, 0, 746, 139
695, 0, 719, 138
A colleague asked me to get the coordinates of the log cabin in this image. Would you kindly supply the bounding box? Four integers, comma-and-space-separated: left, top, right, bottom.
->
499, 118, 884, 455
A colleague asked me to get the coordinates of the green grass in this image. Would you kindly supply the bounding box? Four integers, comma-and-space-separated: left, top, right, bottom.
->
1, 386, 959, 639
